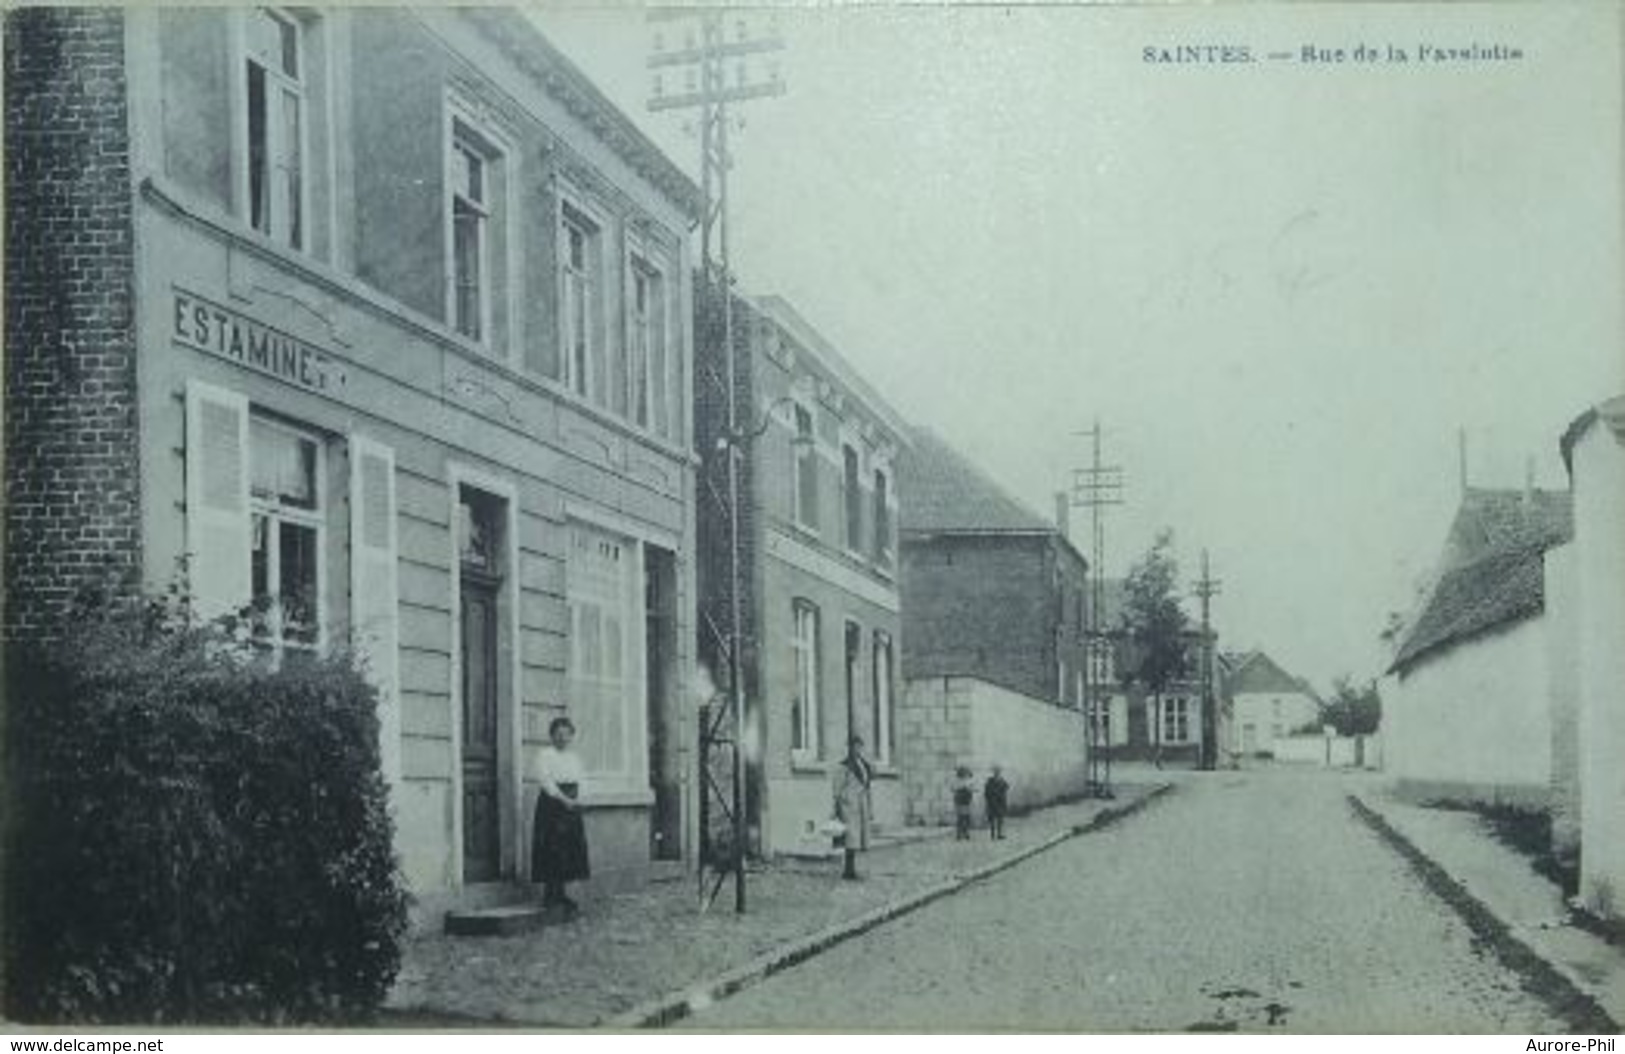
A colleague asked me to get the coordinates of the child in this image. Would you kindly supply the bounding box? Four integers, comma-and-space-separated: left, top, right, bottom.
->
951, 766, 975, 840
984, 765, 1010, 840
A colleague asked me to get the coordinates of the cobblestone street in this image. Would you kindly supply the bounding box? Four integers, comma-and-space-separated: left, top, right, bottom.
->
680, 767, 1576, 1032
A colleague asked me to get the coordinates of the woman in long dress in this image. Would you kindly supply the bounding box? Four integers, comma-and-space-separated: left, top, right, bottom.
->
832, 735, 873, 880
532, 716, 589, 913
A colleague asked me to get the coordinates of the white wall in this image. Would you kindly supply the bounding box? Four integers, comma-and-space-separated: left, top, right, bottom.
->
1544, 541, 1581, 862
1231, 690, 1321, 754
1386, 615, 1551, 804
1573, 416, 1625, 918
1273, 734, 1358, 767
964, 679, 1090, 813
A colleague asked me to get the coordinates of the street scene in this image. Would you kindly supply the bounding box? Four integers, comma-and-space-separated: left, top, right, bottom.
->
3, 0, 1624, 1038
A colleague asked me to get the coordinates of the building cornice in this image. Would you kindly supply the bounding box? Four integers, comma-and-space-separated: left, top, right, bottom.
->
458, 9, 703, 221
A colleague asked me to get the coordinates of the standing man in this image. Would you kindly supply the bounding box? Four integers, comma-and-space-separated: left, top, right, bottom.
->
833, 736, 873, 879
983, 764, 1010, 840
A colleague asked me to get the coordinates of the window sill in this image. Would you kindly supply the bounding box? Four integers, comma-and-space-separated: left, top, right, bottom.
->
578, 785, 656, 809
790, 751, 827, 774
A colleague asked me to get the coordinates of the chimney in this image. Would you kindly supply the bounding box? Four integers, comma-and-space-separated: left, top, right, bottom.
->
1458, 427, 1468, 494
1524, 454, 1536, 507
1054, 491, 1071, 540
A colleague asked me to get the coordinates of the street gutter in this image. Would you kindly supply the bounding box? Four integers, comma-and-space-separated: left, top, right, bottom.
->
605, 783, 1175, 1029
1348, 794, 1619, 1033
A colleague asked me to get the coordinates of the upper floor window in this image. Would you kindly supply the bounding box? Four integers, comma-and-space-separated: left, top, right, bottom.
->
245, 8, 305, 250
450, 134, 489, 342
561, 203, 603, 403
873, 466, 893, 568
629, 253, 669, 434
793, 404, 818, 533
843, 444, 862, 552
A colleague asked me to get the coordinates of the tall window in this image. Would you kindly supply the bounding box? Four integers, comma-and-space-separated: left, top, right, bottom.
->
793, 405, 818, 532
249, 416, 324, 657
873, 467, 892, 568
568, 525, 639, 780
450, 132, 488, 342
791, 600, 820, 757
629, 255, 667, 432
1162, 696, 1191, 744
843, 444, 862, 552
562, 205, 602, 403
872, 631, 894, 764
245, 8, 304, 249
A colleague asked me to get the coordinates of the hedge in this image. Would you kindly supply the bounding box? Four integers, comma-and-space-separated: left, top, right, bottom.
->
5, 592, 409, 1024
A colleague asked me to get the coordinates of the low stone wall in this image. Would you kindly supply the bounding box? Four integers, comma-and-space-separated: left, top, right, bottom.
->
899, 676, 1087, 824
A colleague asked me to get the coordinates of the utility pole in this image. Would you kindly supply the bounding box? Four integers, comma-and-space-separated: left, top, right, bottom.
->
1071, 421, 1124, 799
1193, 550, 1222, 771
647, 11, 784, 915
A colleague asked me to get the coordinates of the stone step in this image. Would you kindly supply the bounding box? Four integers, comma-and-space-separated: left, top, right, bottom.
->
443, 903, 552, 937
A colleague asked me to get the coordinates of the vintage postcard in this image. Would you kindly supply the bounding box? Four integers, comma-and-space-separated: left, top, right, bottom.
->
3, 0, 1622, 1040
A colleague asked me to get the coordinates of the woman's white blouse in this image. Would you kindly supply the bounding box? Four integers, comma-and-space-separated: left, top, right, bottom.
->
537, 746, 585, 792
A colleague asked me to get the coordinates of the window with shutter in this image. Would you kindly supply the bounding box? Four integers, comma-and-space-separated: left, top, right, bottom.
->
186, 382, 253, 622
351, 435, 400, 791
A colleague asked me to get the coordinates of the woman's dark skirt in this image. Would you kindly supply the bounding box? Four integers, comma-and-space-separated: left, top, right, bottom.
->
531, 787, 590, 885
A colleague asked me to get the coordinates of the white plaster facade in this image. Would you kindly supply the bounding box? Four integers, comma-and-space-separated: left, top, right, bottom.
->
1568, 400, 1625, 918
1386, 616, 1552, 807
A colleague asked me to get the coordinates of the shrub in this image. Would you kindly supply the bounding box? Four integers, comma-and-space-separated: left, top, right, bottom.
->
5, 590, 409, 1024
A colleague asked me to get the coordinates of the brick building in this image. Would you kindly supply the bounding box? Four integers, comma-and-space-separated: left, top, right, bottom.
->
695, 292, 909, 856
895, 428, 1090, 823
5, 8, 702, 922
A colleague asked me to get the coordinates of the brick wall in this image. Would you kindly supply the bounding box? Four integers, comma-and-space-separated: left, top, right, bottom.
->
901, 534, 1056, 703
4, 7, 141, 640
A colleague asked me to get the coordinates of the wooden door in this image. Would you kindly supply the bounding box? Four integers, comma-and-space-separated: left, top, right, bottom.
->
461, 577, 500, 882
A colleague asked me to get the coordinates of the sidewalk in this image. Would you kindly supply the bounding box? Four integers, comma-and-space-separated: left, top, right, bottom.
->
1351, 782, 1624, 1031
385, 781, 1170, 1028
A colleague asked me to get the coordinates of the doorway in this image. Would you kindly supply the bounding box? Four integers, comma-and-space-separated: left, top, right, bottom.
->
458, 487, 506, 884
644, 546, 681, 860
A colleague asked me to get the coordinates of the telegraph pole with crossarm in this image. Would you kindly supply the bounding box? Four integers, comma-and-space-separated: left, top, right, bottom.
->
647, 11, 784, 915
1072, 421, 1124, 799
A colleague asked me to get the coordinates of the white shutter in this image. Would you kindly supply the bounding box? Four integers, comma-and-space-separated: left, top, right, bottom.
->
349, 435, 401, 793
185, 380, 251, 622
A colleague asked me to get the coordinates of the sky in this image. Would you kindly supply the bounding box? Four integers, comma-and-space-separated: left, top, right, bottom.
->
533, 2, 1623, 693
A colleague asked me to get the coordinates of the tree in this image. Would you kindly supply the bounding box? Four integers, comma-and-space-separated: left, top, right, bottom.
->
1118, 531, 1192, 757
1321, 675, 1382, 736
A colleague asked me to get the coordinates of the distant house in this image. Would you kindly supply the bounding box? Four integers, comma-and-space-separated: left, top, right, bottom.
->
895, 428, 1090, 822
1385, 487, 1573, 807
1557, 398, 1625, 921
1222, 650, 1321, 758
1090, 579, 1220, 769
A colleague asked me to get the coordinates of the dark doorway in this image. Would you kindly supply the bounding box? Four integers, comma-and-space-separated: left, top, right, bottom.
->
645, 546, 681, 860
459, 488, 505, 884
460, 577, 500, 881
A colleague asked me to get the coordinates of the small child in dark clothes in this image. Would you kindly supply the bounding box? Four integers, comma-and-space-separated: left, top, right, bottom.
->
951, 766, 975, 840
984, 765, 1010, 840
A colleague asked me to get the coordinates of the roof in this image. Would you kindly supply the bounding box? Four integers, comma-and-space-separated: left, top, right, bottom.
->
1390, 488, 1573, 675
898, 427, 1060, 537
1440, 487, 1571, 570
1561, 395, 1625, 472
1222, 650, 1315, 697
